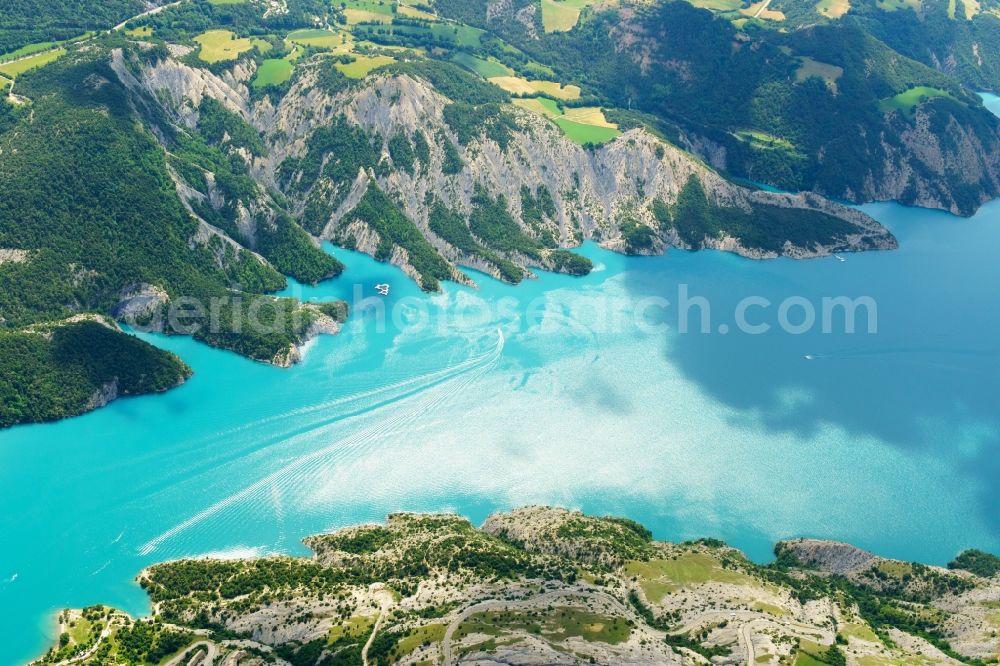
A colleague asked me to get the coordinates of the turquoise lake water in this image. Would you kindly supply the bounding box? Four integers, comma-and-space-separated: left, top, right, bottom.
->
3, 106, 1000, 665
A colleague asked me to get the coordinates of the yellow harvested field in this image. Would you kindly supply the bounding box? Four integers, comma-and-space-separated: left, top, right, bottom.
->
796, 57, 843, 92
742, 1, 785, 19
194, 30, 256, 63
287, 29, 353, 54
562, 106, 616, 128
488, 76, 581, 100
816, 0, 850, 18
488, 76, 536, 95
397, 4, 436, 19
343, 8, 392, 24
540, 0, 609, 32
532, 80, 581, 99
336, 54, 395, 78
513, 98, 562, 118
541, 0, 581, 31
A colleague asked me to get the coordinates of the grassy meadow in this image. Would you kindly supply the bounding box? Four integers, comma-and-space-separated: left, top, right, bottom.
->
253, 58, 294, 87
878, 86, 953, 116
451, 52, 512, 78
194, 30, 260, 63
0, 47, 66, 77
336, 54, 395, 78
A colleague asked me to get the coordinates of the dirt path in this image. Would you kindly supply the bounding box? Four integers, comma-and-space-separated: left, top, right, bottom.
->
740, 622, 756, 666
752, 0, 773, 18
361, 584, 396, 666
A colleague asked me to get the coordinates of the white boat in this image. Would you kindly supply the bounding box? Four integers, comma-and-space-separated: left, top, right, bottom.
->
375, 283, 390, 296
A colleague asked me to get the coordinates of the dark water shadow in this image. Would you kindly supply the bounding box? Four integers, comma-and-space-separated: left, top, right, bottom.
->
619, 204, 1000, 548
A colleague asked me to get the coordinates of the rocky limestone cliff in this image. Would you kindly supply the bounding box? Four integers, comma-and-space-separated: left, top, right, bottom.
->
777, 538, 879, 575
37, 506, 1000, 666
126, 54, 895, 290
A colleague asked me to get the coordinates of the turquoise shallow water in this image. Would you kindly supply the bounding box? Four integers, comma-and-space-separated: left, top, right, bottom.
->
2, 101, 1000, 664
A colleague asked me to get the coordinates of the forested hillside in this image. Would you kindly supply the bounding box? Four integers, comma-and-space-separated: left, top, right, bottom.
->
0, 0, 147, 55
436, 0, 1000, 213
1, 0, 997, 427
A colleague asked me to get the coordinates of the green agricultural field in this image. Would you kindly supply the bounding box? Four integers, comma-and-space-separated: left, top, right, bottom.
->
555, 117, 620, 144
0, 41, 58, 63
342, 0, 394, 24
878, 86, 952, 116
194, 30, 257, 63
0, 74, 10, 90
208, 0, 246, 4
513, 97, 563, 118
487, 76, 580, 99
0, 33, 90, 63
540, 0, 607, 32
376, 22, 484, 47
287, 29, 351, 52
253, 58, 293, 87
451, 52, 512, 78
0, 47, 66, 77
126, 25, 153, 37
336, 54, 395, 78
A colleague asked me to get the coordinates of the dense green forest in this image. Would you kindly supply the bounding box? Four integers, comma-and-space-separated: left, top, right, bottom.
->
0, 320, 190, 428
0, 0, 995, 427
434, 0, 1000, 213
764, 0, 1000, 92
0, 48, 343, 426
0, 0, 143, 55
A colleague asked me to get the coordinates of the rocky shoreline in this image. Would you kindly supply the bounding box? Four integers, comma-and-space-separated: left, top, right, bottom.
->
32, 506, 1000, 666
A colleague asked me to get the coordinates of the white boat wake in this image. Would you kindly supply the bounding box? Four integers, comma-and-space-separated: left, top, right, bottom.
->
138, 330, 504, 556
